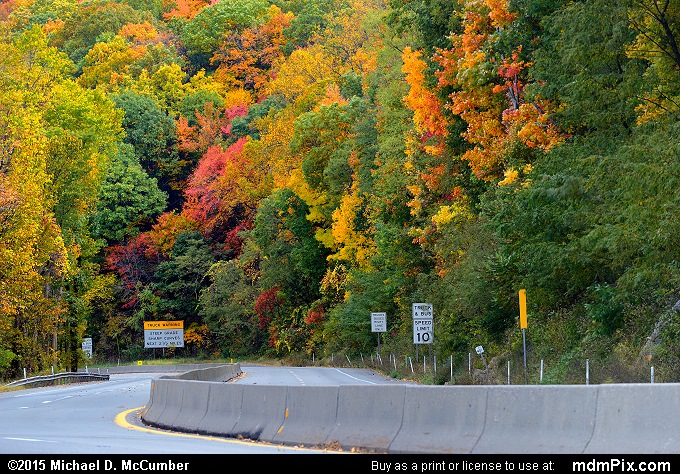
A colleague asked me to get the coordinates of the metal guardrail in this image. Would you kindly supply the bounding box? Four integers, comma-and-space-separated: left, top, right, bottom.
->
4, 372, 110, 389
3, 363, 232, 389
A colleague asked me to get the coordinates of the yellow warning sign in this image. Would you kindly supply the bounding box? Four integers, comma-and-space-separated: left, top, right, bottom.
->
144, 320, 183, 330
519, 289, 527, 329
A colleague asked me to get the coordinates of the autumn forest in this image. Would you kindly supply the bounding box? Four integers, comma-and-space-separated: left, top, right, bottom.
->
2, 0, 680, 383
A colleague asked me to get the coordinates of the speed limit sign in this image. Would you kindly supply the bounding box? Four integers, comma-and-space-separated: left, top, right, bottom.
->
413, 318, 433, 344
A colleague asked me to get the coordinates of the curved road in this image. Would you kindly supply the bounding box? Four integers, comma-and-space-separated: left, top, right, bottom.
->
0, 365, 410, 454
233, 364, 418, 386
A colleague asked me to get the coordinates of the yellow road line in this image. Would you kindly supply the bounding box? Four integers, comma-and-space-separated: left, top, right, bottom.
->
115, 407, 343, 453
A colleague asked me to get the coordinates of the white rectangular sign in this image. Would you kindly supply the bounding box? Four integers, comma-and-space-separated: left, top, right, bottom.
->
371, 312, 387, 332
412, 303, 433, 319
413, 318, 433, 344
81, 338, 92, 358
144, 329, 184, 348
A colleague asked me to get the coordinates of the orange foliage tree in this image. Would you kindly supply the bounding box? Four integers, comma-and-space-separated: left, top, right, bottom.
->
433, 0, 563, 182
163, 0, 210, 21
212, 6, 293, 96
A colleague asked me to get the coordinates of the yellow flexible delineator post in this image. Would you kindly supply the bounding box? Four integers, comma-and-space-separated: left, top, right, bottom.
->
519, 288, 527, 329
519, 289, 528, 383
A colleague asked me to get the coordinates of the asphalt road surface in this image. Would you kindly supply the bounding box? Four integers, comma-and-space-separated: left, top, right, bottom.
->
0, 371, 330, 454
0, 365, 414, 455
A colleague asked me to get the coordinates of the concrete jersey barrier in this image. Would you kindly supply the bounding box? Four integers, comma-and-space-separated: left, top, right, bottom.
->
140, 364, 680, 454
79, 363, 233, 375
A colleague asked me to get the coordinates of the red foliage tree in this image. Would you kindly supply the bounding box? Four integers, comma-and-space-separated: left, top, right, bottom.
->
105, 233, 161, 309
254, 287, 283, 329
181, 136, 248, 237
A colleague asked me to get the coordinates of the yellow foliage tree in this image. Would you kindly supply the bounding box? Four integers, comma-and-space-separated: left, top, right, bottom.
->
329, 179, 376, 269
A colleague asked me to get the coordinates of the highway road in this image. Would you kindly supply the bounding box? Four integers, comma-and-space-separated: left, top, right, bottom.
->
232, 364, 419, 386
0, 365, 410, 455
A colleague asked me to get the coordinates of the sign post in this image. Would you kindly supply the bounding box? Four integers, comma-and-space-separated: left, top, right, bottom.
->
519, 289, 528, 383
371, 312, 386, 354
